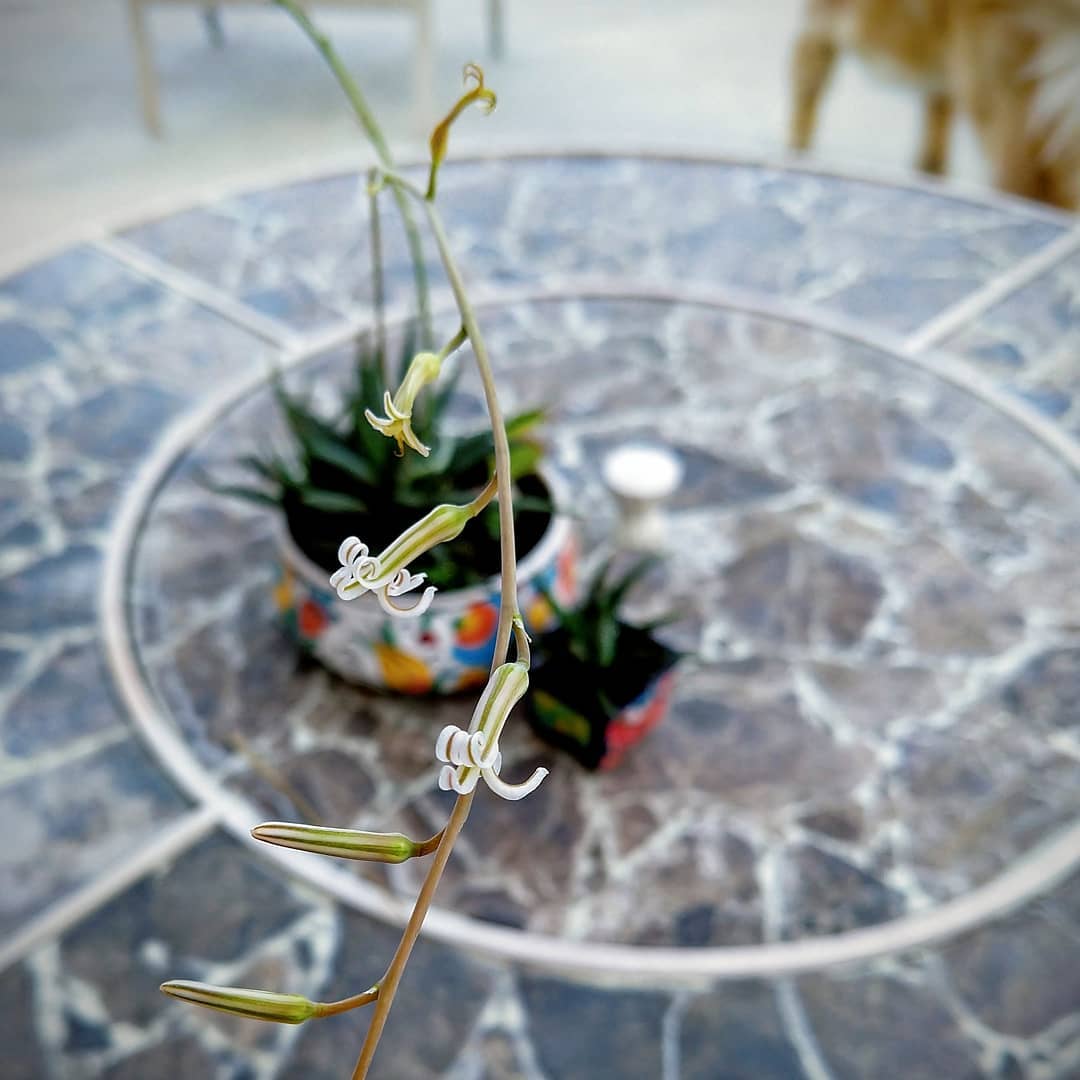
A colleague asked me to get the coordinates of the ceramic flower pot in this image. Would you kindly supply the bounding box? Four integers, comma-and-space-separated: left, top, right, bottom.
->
272, 482, 578, 695
527, 631, 680, 770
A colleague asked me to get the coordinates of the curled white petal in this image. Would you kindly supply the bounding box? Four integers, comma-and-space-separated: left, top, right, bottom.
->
443, 767, 479, 794
337, 536, 368, 566
435, 724, 459, 763
349, 554, 380, 583
329, 566, 352, 590
481, 766, 549, 801
386, 569, 428, 596
448, 728, 472, 765
467, 731, 501, 770
377, 583, 437, 618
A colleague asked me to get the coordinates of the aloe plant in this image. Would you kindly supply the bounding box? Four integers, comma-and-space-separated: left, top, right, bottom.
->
536, 557, 680, 719
216, 330, 549, 589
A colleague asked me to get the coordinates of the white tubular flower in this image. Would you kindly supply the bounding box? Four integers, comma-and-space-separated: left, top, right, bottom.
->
435, 662, 548, 801
329, 502, 475, 618
365, 333, 460, 458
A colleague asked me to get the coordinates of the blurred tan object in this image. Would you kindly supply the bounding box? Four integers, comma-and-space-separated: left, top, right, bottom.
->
126, 0, 506, 137
789, 0, 1080, 210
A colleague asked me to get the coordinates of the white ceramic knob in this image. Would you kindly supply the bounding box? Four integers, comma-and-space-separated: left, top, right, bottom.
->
601, 443, 683, 553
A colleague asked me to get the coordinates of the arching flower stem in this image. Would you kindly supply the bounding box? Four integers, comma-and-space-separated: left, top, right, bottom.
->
349, 166, 524, 1080
272, 0, 432, 346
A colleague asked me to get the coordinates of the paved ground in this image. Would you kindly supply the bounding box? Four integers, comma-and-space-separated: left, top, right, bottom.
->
0, 0, 991, 268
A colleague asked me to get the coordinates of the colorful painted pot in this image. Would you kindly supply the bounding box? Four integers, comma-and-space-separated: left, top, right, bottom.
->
272, 486, 578, 695
528, 638, 679, 770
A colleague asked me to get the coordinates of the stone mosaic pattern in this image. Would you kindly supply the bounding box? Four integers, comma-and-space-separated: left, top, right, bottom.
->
945, 250, 1080, 440
118, 157, 1066, 334
0, 246, 278, 929
4, 831, 1078, 1077
127, 296, 1080, 949
2, 155, 1079, 1078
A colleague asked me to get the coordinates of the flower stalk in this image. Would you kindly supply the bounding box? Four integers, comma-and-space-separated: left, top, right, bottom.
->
272, 0, 432, 346
329, 475, 497, 616
163, 13, 540, 1080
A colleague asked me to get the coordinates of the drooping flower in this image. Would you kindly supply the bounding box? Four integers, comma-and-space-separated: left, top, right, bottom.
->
329, 502, 472, 618
364, 350, 442, 457
427, 63, 497, 199
435, 661, 548, 801
329, 482, 494, 618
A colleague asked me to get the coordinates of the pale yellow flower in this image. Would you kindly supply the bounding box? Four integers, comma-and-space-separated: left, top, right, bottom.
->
364, 349, 441, 457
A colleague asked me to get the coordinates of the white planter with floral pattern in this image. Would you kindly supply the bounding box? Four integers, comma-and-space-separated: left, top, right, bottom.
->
272, 490, 578, 695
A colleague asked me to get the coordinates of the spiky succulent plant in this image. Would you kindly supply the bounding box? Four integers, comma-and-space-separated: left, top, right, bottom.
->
217, 331, 549, 589
536, 557, 679, 717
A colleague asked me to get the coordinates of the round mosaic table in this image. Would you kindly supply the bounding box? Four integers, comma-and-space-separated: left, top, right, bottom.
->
2, 153, 1080, 1079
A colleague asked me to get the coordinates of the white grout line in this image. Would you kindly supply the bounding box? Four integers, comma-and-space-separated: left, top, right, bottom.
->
902, 226, 1080, 353
0, 725, 130, 790
99, 281, 1080, 983
92, 235, 307, 349
775, 979, 837, 1080
0, 803, 219, 975
901, 344, 1080, 473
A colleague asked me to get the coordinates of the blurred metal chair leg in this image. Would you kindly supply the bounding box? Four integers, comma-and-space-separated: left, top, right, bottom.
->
125, 1, 505, 139
488, 0, 504, 59
127, 0, 163, 137
202, 5, 226, 47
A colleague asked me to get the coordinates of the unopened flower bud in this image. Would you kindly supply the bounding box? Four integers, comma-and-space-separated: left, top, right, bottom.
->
160, 980, 317, 1024
252, 822, 421, 863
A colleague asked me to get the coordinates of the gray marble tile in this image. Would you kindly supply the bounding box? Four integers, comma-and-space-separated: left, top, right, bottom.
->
15, 831, 335, 1079
0, 962, 48, 1080
518, 974, 669, 1080
680, 982, 803, 1080
2, 638, 127, 759
116, 157, 1065, 335
0, 738, 189, 935
943, 250, 1080, 440
941, 873, 1080, 1040
798, 966, 984, 1079
287, 906, 498, 1079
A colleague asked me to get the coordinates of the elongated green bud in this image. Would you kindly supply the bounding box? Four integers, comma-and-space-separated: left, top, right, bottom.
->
160, 980, 317, 1024
375, 502, 474, 582
252, 822, 421, 863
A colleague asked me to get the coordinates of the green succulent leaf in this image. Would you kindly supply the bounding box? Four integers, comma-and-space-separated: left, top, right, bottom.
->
299, 489, 370, 513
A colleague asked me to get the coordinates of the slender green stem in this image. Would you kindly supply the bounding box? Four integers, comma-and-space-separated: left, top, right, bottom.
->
464, 472, 499, 517
269, 11, 521, 1071
273, 0, 432, 346
349, 790, 475, 1079
314, 985, 379, 1018
350, 199, 521, 1080
414, 830, 444, 857
437, 324, 469, 363
367, 169, 387, 381
423, 200, 520, 667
